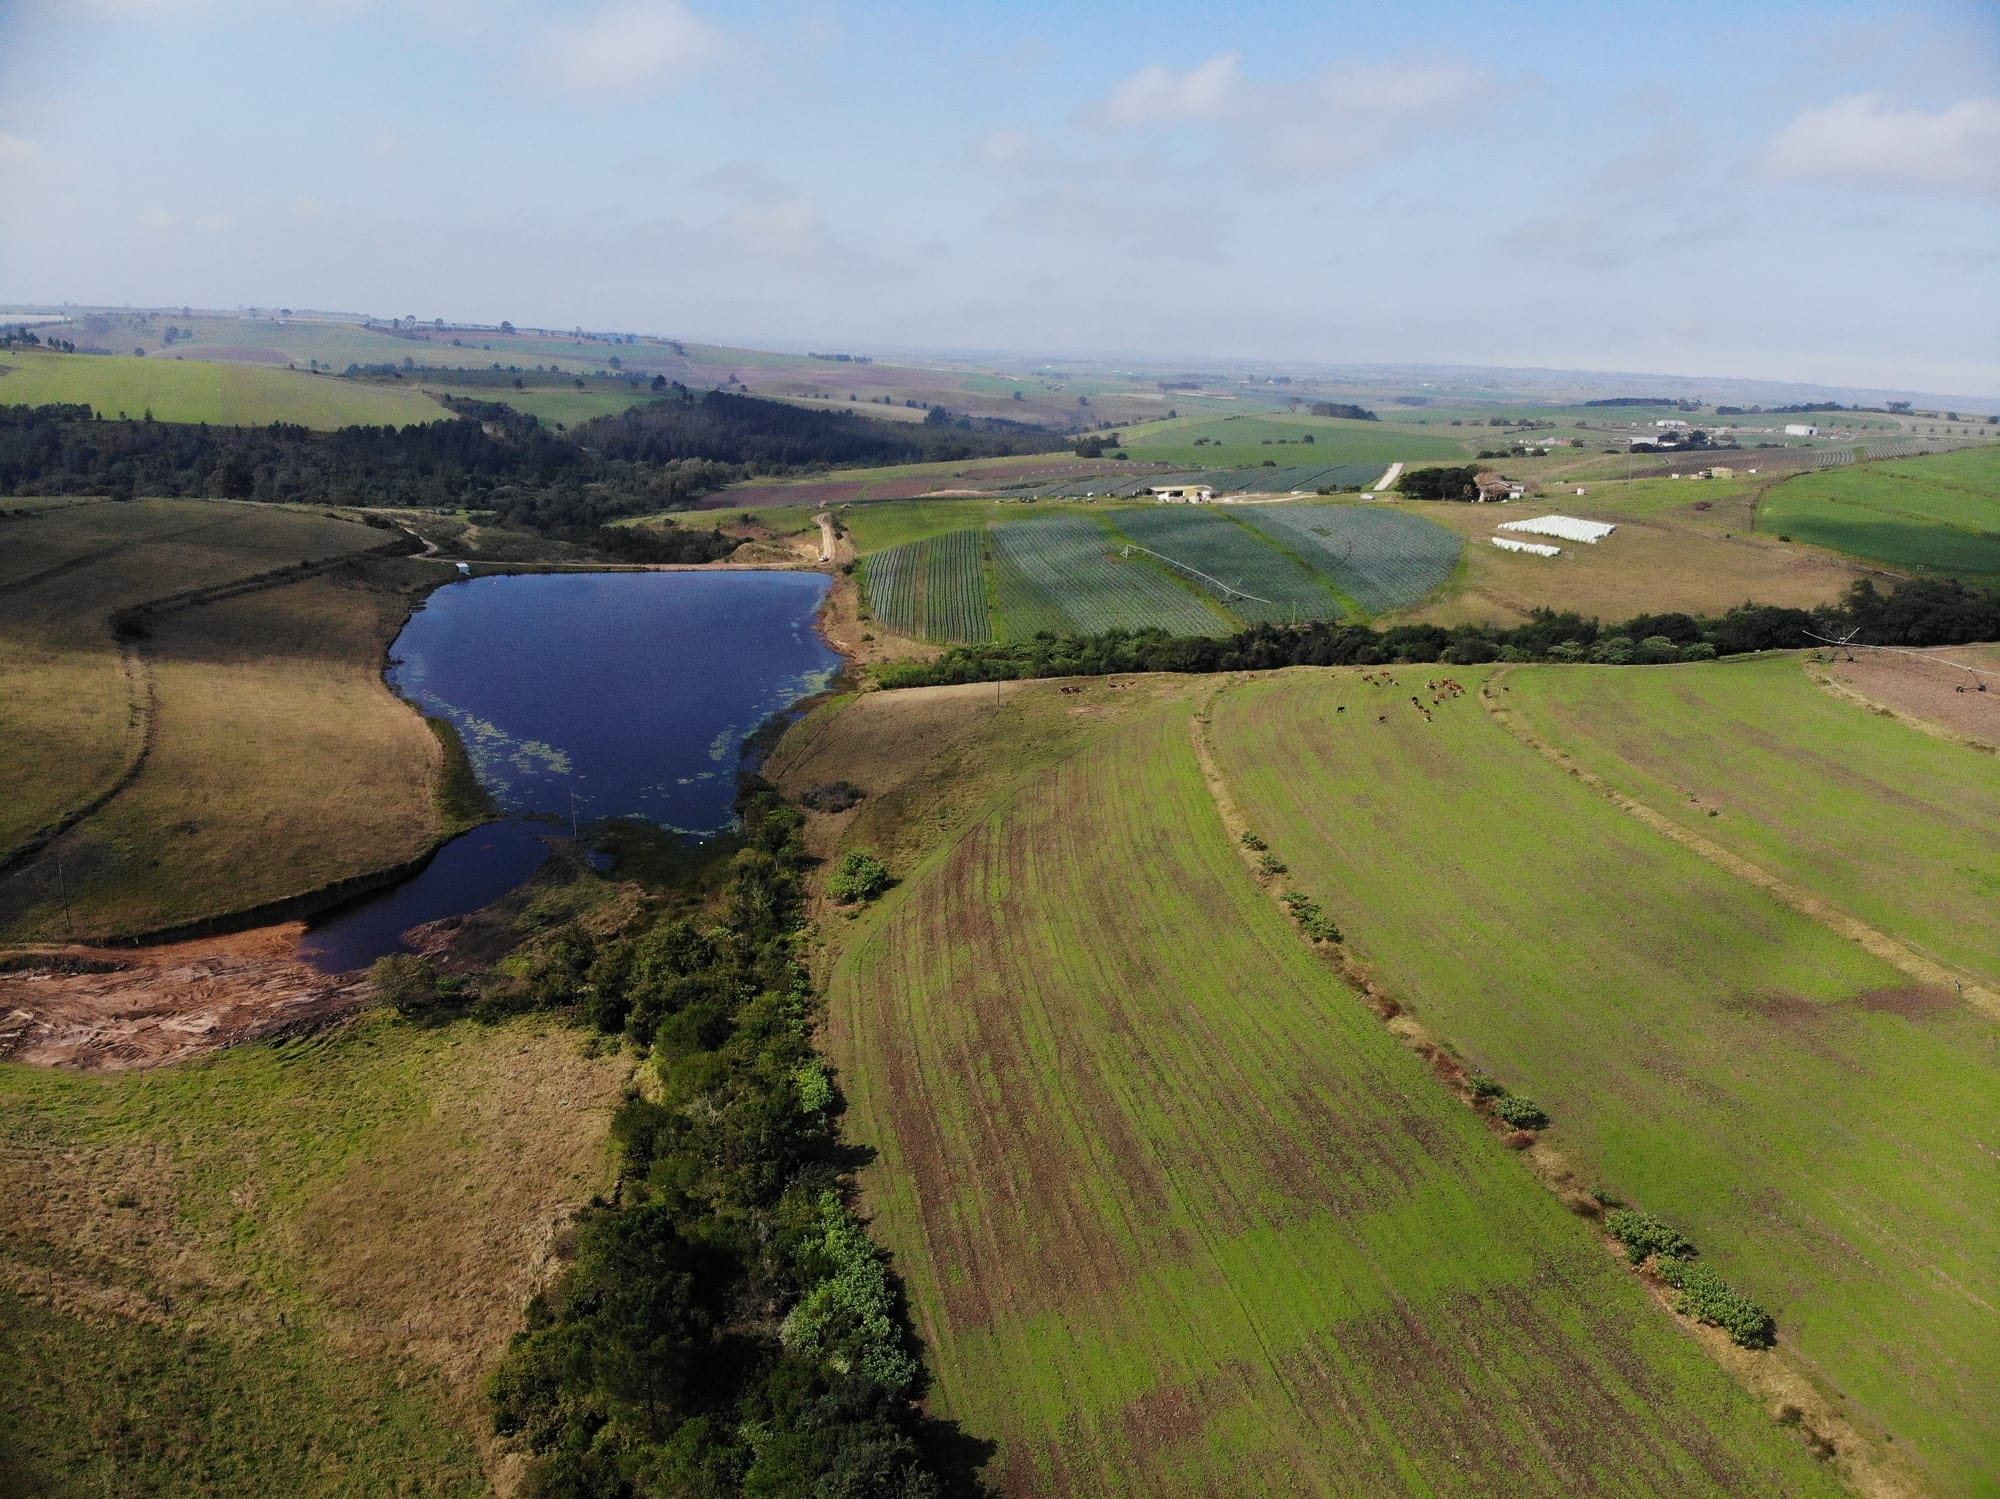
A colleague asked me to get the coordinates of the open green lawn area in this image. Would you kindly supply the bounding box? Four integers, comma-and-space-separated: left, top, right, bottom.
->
1505, 655, 2000, 990
1117, 411, 1464, 468
1756, 447, 2000, 585
0, 1012, 627, 1497
0, 350, 450, 428
816, 689, 1842, 1498
1210, 666, 2000, 1495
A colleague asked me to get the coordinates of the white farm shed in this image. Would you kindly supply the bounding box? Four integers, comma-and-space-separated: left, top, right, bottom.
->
1784, 423, 1820, 437
1149, 484, 1215, 503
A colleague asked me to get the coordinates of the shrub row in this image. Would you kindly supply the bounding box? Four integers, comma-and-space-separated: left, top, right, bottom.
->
1603, 1209, 1773, 1347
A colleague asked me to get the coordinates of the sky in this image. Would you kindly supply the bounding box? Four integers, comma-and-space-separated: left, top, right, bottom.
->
1, 0, 1996, 395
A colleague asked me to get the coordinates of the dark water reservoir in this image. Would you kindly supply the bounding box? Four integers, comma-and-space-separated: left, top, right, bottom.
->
299, 570, 838, 972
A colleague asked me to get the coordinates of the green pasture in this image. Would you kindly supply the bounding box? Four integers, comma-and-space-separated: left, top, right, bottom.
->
1756, 447, 2000, 584
824, 698, 1840, 1497
1117, 411, 1462, 468
0, 1013, 621, 1497
1507, 656, 2000, 990
1211, 667, 2000, 1495
0, 350, 450, 428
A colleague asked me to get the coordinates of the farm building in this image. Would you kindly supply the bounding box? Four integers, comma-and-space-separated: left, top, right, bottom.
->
1149, 484, 1215, 503
1473, 471, 1525, 502
1784, 423, 1820, 437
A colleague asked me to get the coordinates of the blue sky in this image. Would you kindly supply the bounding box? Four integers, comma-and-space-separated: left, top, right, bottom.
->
2, 0, 1996, 393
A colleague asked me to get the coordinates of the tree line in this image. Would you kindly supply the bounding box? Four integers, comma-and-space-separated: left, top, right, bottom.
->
385, 783, 987, 1496
878, 579, 2000, 687
0, 388, 1065, 537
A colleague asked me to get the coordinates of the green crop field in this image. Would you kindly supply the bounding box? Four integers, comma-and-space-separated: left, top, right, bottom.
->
1210, 666, 2000, 1494
1756, 447, 2000, 585
862, 527, 992, 642
1241, 505, 1464, 613
1118, 412, 1463, 468
0, 350, 451, 428
988, 515, 1230, 639
848, 506, 1464, 643
1104, 508, 1348, 624
0, 500, 449, 940
1505, 656, 2000, 989
0, 1011, 627, 1497
815, 692, 1843, 1497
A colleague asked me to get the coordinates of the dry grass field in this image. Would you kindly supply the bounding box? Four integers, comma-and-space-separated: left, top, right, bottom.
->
0, 500, 452, 941
1388, 480, 1878, 627
0, 1011, 630, 1496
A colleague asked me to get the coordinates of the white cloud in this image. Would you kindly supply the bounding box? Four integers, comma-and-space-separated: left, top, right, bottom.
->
139, 206, 176, 230
1265, 60, 1487, 172
978, 128, 1035, 169
1766, 94, 2000, 199
1100, 53, 1242, 128
0, 133, 42, 166
544, 1, 722, 95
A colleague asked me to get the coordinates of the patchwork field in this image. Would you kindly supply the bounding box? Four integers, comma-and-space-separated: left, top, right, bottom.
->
1756, 447, 2000, 586
0, 350, 450, 428
859, 506, 1466, 643
0, 1012, 628, 1497
812, 692, 1844, 1498
0, 499, 451, 941
1209, 666, 1999, 1495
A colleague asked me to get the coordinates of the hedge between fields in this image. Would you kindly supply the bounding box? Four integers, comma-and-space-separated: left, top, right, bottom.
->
877, 577, 2000, 687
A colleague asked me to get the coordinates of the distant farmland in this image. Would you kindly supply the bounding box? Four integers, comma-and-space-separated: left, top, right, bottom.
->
859, 506, 1464, 642
1756, 445, 2000, 585
1210, 664, 2000, 1494
0, 350, 451, 429
815, 695, 1842, 1497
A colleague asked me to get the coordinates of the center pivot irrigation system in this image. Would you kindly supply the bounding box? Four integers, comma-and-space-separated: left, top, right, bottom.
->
1805, 625, 2000, 684
1120, 543, 1276, 606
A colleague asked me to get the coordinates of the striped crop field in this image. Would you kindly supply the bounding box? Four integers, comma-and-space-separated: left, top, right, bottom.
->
1505, 655, 2000, 989
816, 693, 1845, 1498
1241, 506, 1463, 612
987, 515, 1228, 640
1104, 508, 1349, 624
862, 528, 991, 642
1757, 445, 2000, 585
1210, 665, 2000, 1494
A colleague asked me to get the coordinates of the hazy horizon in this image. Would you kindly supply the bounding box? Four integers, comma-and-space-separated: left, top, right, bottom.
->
3, 0, 1996, 394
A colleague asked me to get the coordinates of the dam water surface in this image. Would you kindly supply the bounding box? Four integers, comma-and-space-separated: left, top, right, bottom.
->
299, 570, 838, 972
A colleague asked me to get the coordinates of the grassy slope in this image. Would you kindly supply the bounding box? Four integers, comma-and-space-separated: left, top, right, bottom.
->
1756, 447, 2000, 585
0, 349, 449, 428
0, 1012, 629, 1498
815, 689, 1841, 1498
1505, 656, 2000, 988
0, 501, 398, 861
0, 501, 446, 939
1210, 667, 1999, 1494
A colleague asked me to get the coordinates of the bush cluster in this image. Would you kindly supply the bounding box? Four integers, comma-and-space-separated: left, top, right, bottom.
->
1280, 891, 1342, 944
827, 850, 892, 905
1490, 1095, 1549, 1130
1602, 1209, 1772, 1347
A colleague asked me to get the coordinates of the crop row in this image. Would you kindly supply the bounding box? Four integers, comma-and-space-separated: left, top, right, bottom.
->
1106, 508, 1347, 625
1242, 506, 1463, 613
987, 515, 1227, 640
864, 527, 991, 642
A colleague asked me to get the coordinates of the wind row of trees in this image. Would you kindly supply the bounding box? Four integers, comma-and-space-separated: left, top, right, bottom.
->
879, 579, 2000, 687
398, 786, 986, 1496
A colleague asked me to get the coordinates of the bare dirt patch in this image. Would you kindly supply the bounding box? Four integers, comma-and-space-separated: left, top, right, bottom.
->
1818, 645, 2000, 751
0, 923, 366, 1070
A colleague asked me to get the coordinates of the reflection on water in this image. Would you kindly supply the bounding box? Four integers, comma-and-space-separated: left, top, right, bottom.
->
300, 570, 838, 972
